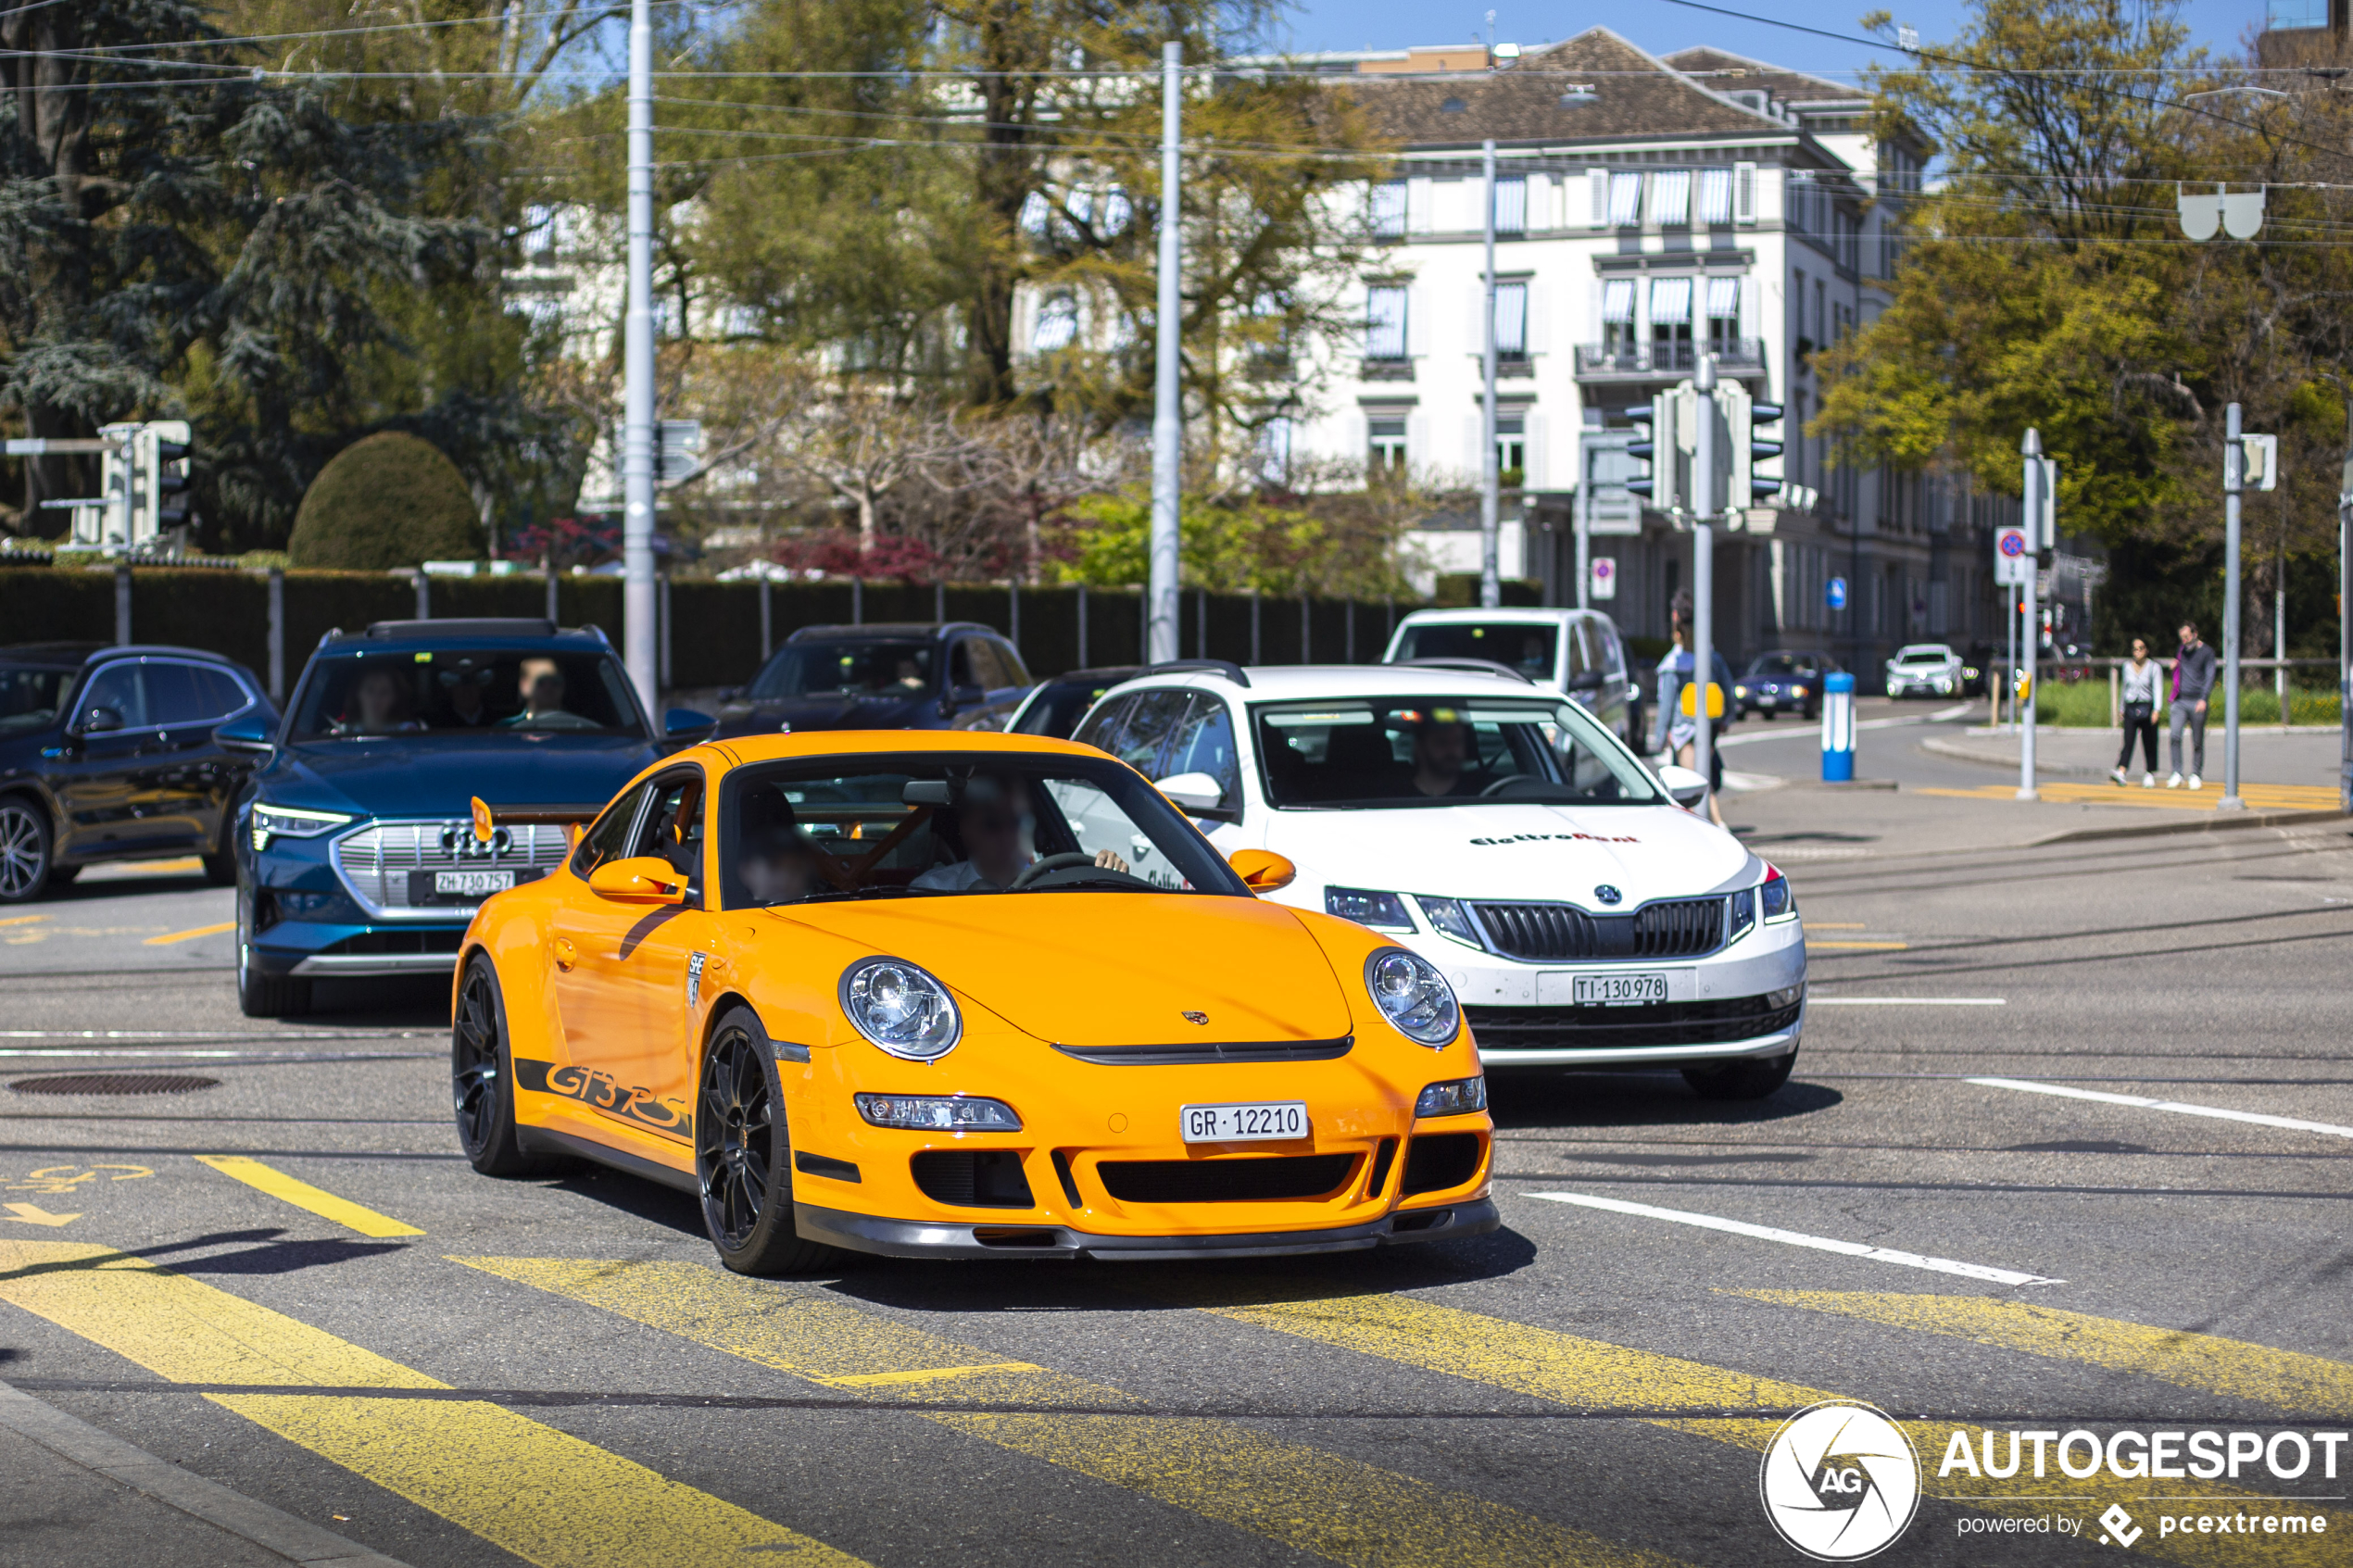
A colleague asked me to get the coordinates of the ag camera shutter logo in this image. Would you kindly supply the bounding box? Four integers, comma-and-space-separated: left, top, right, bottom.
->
1759, 1400, 1920, 1560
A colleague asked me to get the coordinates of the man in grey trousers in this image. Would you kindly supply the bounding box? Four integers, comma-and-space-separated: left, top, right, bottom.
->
2168, 621, 2217, 788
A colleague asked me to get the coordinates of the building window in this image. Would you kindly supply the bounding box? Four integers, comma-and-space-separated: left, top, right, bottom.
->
1648, 169, 1692, 227
1696, 168, 1733, 225
1493, 175, 1527, 236
1032, 293, 1078, 352
1019, 191, 1053, 241
1368, 418, 1408, 475
1601, 278, 1636, 358
1257, 417, 1293, 483
1365, 285, 1408, 359
1494, 282, 1528, 357
1649, 277, 1692, 368
1705, 277, 1740, 354
1372, 179, 1407, 240
1495, 413, 1526, 485
1607, 171, 1642, 227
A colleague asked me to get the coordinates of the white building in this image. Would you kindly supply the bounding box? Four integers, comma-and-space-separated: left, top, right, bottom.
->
1275, 31, 2014, 674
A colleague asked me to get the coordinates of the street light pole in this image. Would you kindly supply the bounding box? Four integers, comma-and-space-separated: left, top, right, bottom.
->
1147, 41, 1182, 665
2221, 401, 2246, 809
620, 0, 658, 716
2341, 396, 2353, 815
2018, 428, 2041, 799
1692, 354, 1717, 804
1478, 138, 1501, 610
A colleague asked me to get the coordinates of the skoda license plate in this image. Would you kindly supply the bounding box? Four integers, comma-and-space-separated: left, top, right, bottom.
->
1574, 972, 1668, 1007
434, 869, 515, 898
1180, 1101, 1309, 1143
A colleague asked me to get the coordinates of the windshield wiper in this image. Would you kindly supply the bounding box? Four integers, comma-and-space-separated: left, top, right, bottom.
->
791, 885, 934, 904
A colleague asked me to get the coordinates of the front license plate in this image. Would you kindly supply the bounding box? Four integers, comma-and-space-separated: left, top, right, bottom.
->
1180, 1101, 1309, 1143
1574, 972, 1668, 1007
436, 869, 515, 897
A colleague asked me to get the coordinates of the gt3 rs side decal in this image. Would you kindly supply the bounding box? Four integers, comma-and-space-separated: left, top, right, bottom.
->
513, 1058, 692, 1141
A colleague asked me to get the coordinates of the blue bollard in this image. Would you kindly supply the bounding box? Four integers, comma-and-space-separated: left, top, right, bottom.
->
1821, 671, 1856, 782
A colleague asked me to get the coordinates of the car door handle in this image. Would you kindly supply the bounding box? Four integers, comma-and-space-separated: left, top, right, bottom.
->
552, 936, 577, 972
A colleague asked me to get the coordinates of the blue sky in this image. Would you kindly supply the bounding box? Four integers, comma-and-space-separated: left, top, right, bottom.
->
1275, 0, 2271, 79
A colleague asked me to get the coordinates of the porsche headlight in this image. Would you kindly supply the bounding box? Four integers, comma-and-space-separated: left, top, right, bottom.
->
250, 803, 352, 851
839, 957, 961, 1060
854, 1093, 1018, 1131
1364, 947, 1460, 1047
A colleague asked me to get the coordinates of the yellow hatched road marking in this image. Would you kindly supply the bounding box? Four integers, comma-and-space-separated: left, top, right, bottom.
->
1916, 782, 2341, 812
1736, 1291, 2353, 1412
194, 1154, 423, 1238
459, 1257, 1685, 1568
0, 1242, 868, 1568
1176, 1280, 2347, 1566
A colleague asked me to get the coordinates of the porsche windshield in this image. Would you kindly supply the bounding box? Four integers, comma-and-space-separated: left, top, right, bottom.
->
288, 650, 644, 740
1252, 697, 1660, 809
709, 754, 1248, 907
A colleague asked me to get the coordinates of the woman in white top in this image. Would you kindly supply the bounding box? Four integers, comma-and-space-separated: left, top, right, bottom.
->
2112, 637, 2161, 787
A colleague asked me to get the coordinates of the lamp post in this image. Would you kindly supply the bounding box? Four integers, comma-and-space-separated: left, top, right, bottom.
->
1147, 41, 1183, 665
1478, 138, 1501, 609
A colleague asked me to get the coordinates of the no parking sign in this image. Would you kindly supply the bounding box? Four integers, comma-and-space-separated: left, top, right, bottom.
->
1994, 525, 2032, 584
1590, 557, 1617, 600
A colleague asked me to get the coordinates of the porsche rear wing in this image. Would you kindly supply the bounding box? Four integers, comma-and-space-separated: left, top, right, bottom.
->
471, 797, 605, 847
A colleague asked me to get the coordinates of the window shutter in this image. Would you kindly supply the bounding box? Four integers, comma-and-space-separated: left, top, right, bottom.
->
1406, 285, 1426, 356
1408, 176, 1434, 234
1733, 161, 1757, 224
1408, 413, 1428, 465
1527, 282, 1549, 353
1465, 415, 1483, 472
1740, 275, 1758, 337
1525, 412, 1548, 488
1587, 168, 1608, 229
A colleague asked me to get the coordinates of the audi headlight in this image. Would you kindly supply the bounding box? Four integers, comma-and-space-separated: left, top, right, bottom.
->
250, 803, 352, 851
839, 958, 961, 1060
1415, 1076, 1488, 1118
854, 1093, 1018, 1131
1364, 947, 1460, 1047
1327, 886, 1415, 932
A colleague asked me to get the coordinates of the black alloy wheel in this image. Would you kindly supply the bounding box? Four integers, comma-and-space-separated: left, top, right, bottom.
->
452, 954, 552, 1176
1682, 1050, 1797, 1102
696, 1005, 833, 1275
0, 797, 52, 903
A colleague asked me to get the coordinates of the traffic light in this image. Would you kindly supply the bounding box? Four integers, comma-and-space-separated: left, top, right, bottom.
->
1623, 388, 1697, 512
134, 420, 193, 537
1722, 387, 1784, 503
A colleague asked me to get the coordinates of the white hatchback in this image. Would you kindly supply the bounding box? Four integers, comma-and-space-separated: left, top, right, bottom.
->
1070, 662, 1806, 1098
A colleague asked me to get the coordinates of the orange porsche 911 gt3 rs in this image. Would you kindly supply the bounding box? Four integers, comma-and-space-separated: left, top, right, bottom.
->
451, 731, 1496, 1274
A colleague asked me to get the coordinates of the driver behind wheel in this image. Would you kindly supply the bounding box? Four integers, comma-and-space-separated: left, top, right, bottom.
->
910, 774, 1127, 891
736, 784, 824, 904
1408, 710, 1479, 797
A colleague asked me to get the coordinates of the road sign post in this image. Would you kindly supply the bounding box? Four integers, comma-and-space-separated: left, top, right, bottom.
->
1821, 671, 1856, 782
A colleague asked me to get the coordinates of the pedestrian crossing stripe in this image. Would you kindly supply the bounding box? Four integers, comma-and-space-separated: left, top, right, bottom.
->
1733, 1291, 2353, 1413
1170, 1278, 2349, 1566
0, 1241, 869, 1568
457, 1256, 1689, 1568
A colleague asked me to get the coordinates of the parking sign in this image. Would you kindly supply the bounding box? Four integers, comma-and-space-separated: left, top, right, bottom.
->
1826, 576, 1847, 611
1590, 557, 1617, 600
1994, 525, 2032, 584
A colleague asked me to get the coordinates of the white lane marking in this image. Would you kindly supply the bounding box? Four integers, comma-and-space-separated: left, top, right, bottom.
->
1524, 1190, 2064, 1286
1808, 997, 2007, 1007
0, 1030, 433, 1040
1969, 1077, 2353, 1141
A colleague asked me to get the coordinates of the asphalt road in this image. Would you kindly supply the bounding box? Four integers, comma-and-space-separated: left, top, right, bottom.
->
3, 704, 2349, 1568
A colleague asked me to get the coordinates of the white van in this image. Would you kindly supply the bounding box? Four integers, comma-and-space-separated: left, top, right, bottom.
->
1381, 607, 1637, 746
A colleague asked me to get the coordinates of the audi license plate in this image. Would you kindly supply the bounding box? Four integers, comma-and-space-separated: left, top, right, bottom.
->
1574, 972, 1668, 1007
433, 869, 515, 898
1180, 1100, 1309, 1143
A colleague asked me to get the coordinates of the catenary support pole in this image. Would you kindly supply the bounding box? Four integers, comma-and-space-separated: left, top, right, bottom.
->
2221, 402, 2246, 809
266, 566, 284, 701
620, 0, 658, 717
1147, 41, 1183, 664
2341, 398, 2353, 813
1575, 475, 1592, 610
759, 575, 773, 660
2018, 429, 2040, 800
1478, 138, 1501, 610
1692, 355, 1716, 804
114, 564, 131, 646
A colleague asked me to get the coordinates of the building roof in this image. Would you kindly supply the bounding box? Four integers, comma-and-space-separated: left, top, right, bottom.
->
1657, 47, 1866, 109
1345, 27, 1787, 147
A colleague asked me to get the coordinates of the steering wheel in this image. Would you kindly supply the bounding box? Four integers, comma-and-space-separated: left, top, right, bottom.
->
1478, 774, 1529, 797
1010, 851, 1098, 889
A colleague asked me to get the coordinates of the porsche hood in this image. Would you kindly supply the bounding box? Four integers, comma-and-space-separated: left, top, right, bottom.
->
779, 894, 1355, 1048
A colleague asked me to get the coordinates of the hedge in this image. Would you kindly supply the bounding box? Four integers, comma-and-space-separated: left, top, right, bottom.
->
0, 562, 1433, 696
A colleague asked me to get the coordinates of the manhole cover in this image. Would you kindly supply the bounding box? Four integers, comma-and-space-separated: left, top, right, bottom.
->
7, 1073, 220, 1097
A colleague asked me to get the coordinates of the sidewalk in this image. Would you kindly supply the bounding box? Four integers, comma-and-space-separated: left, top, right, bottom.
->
1919, 724, 2346, 789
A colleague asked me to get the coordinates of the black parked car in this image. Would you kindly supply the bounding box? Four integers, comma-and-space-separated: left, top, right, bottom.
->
0, 642, 276, 901
712, 621, 1034, 738
1004, 665, 1146, 739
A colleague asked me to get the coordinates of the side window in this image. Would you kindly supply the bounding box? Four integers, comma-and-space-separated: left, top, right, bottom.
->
187, 666, 255, 721
628, 771, 707, 899
143, 663, 211, 728
572, 782, 653, 879
1565, 623, 1592, 679
1158, 695, 1241, 816
1071, 694, 1134, 755
967, 640, 1013, 691
73, 664, 147, 731
948, 640, 979, 691
1091, 689, 1189, 775
994, 640, 1031, 687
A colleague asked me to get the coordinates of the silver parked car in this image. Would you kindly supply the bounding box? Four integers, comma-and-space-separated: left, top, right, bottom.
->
1883, 643, 1964, 699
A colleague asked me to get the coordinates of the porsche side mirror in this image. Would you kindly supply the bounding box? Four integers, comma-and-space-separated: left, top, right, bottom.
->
587, 856, 687, 905
1156, 771, 1224, 812
1655, 763, 1709, 810
1227, 847, 1296, 894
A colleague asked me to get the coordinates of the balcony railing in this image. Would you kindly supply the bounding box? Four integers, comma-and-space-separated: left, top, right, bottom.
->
1573, 338, 1764, 380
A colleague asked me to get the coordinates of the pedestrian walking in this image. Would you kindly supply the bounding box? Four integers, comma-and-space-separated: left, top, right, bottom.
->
2167, 621, 2216, 789
2111, 637, 2160, 787
1656, 596, 1735, 828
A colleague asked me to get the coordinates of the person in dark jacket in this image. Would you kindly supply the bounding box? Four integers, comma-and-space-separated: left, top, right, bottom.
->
2168, 621, 2217, 788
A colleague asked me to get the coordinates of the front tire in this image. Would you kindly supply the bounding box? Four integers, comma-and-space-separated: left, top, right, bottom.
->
452, 954, 553, 1177
234, 876, 310, 1017
0, 797, 55, 903
696, 1004, 835, 1276
1683, 1051, 1796, 1101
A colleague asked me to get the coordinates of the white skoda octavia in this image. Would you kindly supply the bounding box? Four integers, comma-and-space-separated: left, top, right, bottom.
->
1070, 661, 1806, 1098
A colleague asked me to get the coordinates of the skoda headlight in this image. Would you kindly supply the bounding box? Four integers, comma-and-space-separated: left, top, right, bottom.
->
839, 957, 961, 1060
1364, 947, 1460, 1047
250, 803, 352, 851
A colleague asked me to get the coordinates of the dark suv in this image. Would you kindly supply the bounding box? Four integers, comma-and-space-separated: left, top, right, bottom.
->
0, 642, 275, 901
713, 621, 1034, 738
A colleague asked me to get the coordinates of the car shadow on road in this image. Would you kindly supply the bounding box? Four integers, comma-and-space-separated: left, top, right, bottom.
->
548, 1164, 706, 1239
1487, 1072, 1841, 1130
